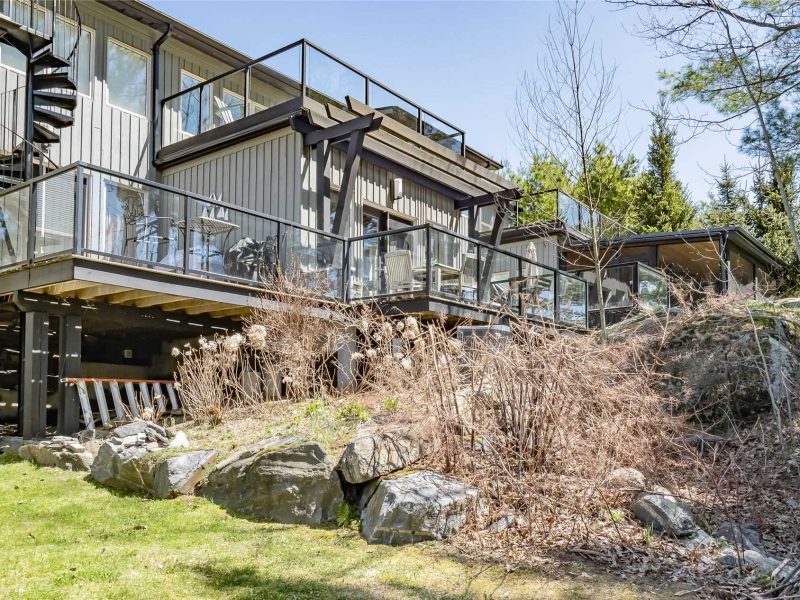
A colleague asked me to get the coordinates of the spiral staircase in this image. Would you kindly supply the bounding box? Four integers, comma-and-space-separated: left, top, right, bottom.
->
0, 0, 81, 188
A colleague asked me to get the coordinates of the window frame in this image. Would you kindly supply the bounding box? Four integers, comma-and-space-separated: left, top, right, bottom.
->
105, 37, 149, 118
179, 69, 209, 135
54, 15, 94, 98
0, 41, 26, 74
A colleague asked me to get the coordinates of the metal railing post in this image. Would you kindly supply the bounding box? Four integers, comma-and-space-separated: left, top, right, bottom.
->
73, 164, 84, 256
364, 78, 370, 105
243, 65, 250, 118
182, 195, 189, 274
300, 41, 308, 99
554, 272, 560, 324
27, 181, 37, 263
425, 226, 432, 296
476, 245, 481, 306
342, 238, 349, 301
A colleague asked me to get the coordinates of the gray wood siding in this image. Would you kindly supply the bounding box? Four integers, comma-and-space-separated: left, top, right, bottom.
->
500, 236, 560, 270
158, 127, 306, 225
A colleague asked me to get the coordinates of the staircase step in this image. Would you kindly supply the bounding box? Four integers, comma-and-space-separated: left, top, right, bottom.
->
0, 163, 23, 176
32, 72, 76, 92
0, 15, 51, 54
34, 90, 78, 110
34, 106, 74, 129
31, 50, 71, 70
33, 123, 60, 144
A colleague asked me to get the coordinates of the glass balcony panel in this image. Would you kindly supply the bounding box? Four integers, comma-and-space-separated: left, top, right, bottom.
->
350, 228, 426, 299
252, 44, 302, 113
34, 169, 75, 257
280, 224, 344, 299
638, 264, 669, 311
429, 229, 477, 303
603, 264, 635, 309
0, 184, 29, 268
83, 169, 185, 270
306, 46, 366, 108
211, 72, 247, 128
521, 262, 555, 320
558, 272, 588, 327
421, 112, 463, 154
186, 199, 278, 283
478, 248, 521, 312
369, 82, 418, 132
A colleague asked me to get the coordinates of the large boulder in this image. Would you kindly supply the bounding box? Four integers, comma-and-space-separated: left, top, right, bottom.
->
91, 440, 154, 493
632, 489, 697, 537
716, 522, 764, 553
152, 450, 216, 499
338, 426, 427, 484
201, 436, 343, 525
18, 436, 94, 471
361, 470, 479, 545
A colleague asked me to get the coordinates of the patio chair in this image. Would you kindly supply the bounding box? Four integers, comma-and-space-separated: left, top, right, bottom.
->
490, 271, 512, 306
384, 250, 420, 294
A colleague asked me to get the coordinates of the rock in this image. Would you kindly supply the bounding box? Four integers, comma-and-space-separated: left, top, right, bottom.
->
338, 426, 427, 484
685, 529, 715, 550
0, 436, 27, 455
341, 477, 382, 512
716, 522, 764, 553
489, 513, 528, 533
152, 450, 216, 499
717, 549, 782, 575
607, 467, 646, 492
201, 436, 343, 525
113, 421, 149, 439
360, 470, 479, 545
168, 431, 189, 449
632, 490, 696, 537
683, 432, 729, 455
91, 440, 155, 493
18, 438, 94, 471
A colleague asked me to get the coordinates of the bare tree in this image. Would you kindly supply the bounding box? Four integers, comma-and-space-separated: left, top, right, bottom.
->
514, 1, 632, 335
613, 0, 800, 264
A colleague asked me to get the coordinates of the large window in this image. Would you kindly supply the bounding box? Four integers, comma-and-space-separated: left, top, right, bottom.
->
106, 38, 147, 117
0, 41, 26, 73
54, 17, 92, 96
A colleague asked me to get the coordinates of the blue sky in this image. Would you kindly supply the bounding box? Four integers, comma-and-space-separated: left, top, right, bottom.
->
149, 0, 747, 204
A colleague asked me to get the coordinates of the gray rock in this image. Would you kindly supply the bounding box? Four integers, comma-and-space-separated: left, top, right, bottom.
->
168, 431, 189, 449
18, 438, 94, 471
716, 522, 764, 553
685, 528, 716, 550
489, 513, 528, 533
339, 426, 427, 484
361, 470, 479, 545
717, 548, 782, 575
91, 441, 155, 493
152, 450, 216, 499
0, 436, 28, 455
113, 421, 150, 439
632, 490, 697, 537
201, 437, 343, 525
607, 467, 646, 492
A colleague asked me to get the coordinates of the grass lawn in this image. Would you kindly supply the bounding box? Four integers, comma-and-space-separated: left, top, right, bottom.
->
0, 454, 682, 600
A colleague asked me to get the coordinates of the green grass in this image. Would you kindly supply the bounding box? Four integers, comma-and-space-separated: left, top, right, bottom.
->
0, 454, 680, 600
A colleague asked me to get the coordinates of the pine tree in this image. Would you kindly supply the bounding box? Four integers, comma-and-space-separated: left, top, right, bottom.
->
631, 97, 695, 233
701, 160, 748, 228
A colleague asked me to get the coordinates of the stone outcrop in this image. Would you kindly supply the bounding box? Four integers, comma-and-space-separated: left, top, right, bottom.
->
18, 436, 94, 471
632, 489, 697, 537
360, 470, 479, 545
201, 436, 343, 525
90, 422, 212, 498
606, 467, 646, 492
338, 426, 427, 484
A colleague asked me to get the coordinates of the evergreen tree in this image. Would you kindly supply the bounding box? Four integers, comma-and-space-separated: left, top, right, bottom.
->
701, 161, 748, 228
631, 97, 695, 233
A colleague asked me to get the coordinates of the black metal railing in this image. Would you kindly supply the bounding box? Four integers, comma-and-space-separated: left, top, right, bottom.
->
0, 163, 588, 327
159, 39, 466, 156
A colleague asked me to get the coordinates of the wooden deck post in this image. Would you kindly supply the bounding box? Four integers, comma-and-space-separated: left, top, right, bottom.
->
57, 314, 82, 434
21, 311, 48, 439
336, 326, 357, 393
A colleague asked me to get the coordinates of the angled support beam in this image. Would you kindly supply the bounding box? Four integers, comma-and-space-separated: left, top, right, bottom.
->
332, 129, 367, 238
455, 187, 522, 211
478, 201, 512, 303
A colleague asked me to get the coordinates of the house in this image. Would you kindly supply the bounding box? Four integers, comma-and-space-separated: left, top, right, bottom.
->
0, 0, 594, 438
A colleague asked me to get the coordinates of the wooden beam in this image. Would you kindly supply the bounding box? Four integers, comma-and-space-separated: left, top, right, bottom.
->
57, 314, 82, 435
455, 188, 522, 211
74, 284, 126, 300
332, 128, 366, 237
162, 299, 216, 312
105, 289, 161, 305
134, 294, 181, 308
43, 280, 96, 296
183, 301, 230, 315
303, 113, 382, 147
208, 306, 249, 318
21, 311, 48, 439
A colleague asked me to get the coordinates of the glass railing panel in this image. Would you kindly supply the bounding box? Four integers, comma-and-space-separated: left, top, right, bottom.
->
521, 262, 556, 320
82, 169, 185, 270
306, 46, 366, 108
208, 72, 246, 129
429, 229, 477, 303
558, 272, 588, 327
369, 82, 419, 132
185, 199, 277, 282
0, 184, 29, 268
33, 169, 75, 257
421, 112, 463, 155
280, 224, 344, 299
350, 228, 427, 299
251, 44, 302, 114
638, 263, 669, 311
603, 264, 635, 309
477, 247, 521, 311
557, 191, 581, 232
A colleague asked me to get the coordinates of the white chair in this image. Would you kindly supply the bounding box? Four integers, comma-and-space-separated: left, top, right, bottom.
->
384, 250, 420, 294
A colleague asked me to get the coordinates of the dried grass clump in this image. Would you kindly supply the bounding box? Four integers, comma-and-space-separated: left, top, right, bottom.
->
415, 317, 684, 552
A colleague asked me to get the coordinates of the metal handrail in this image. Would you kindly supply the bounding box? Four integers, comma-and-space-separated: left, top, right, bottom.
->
159, 38, 466, 155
